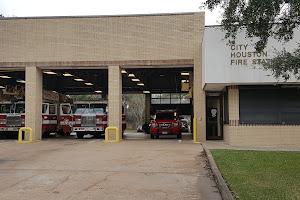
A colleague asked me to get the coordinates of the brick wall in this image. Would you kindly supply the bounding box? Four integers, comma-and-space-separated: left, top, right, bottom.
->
0, 13, 204, 63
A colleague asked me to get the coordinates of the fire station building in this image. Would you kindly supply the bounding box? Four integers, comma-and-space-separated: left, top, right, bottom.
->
0, 12, 299, 146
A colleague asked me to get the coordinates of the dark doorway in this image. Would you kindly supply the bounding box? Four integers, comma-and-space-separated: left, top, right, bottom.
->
206, 94, 223, 140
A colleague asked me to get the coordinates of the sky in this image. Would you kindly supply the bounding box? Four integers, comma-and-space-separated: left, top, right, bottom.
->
0, 0, 222, 25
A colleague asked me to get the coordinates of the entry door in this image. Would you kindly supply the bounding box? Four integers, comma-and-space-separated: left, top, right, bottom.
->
206, 96, 223, 140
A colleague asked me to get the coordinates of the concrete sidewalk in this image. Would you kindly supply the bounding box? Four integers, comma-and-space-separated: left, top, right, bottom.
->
0, 137, 221, 200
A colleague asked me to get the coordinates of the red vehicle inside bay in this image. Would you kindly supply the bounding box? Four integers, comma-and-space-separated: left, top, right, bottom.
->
150, 110, 181, 139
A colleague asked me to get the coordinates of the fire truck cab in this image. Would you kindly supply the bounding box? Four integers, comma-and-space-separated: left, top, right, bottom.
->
72, 101, 126, 139
72, 101, 108, 138
59, 103, 74, 135
150, 110, 181, 139
42, 103, 59, 136
0, 101, 25, 133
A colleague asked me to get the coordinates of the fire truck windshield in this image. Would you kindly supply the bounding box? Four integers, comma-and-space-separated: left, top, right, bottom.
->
0, 104, 12, 113
156, 112, 176, 120
15, 103, 25, 113
74, 108, 105, 115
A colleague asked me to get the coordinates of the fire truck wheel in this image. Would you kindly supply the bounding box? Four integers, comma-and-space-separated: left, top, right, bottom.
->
76, 132, 84, 139
150, 134, 154, 139
177, 133, 182, 139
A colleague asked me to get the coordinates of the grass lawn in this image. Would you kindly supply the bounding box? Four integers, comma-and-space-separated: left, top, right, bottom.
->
211, 150, 300, 200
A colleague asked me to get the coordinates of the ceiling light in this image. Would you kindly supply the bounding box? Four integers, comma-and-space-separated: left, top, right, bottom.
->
52, 91, 57, 93
181, 72, 189, 76
132, 78, 140, 82
85, 83, 94, 86
128, 74, 135, 78
16, 80, 25, 83
43, 71, 57, 75
143, 91, 150, 94
0, 75, 12, 78
63, 73, 73, 77
74, 78, 84, 81
121, 70, 127, 74
0, 86, 5, 89
137, 83, 145, 86
95, 90, 102, 93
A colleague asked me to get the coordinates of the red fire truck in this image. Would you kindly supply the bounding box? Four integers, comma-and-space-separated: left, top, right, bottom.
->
41, 103, 59, 136
0, 101, 25, 138
72, 101, 126, 139
150, 110, 181, 139
59, 103, 74, 135
0, 101, 59, 137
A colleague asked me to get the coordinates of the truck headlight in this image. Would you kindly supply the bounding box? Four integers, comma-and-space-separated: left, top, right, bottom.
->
96, 118, 102, 124
75, 118, 81, 124
0, 119, 6, 124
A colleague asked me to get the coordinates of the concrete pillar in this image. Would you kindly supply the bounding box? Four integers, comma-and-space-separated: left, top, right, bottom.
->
193, 13, 206, 142
193, 56, 206, 142
145, 93, 151, 124
25, 66, 42, 141
108, 65, 122, 140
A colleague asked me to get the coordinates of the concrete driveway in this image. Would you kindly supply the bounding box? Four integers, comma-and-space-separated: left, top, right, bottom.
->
0, 133, 221, 200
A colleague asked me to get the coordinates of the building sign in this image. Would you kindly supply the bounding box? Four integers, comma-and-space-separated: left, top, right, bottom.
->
230, 44, 270, 66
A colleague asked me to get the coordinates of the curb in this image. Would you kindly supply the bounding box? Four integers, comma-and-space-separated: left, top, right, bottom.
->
203, 145, 234, 200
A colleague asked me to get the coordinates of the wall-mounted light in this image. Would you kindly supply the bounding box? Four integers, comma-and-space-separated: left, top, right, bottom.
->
132, 78, 140, 82
181, 80, 189, 83
0, 75, 12, 78
121, 70, 127, 74
52, 91, 58, 93
137, 83, 145, 86
85, 83, 94, 86
181, 72, 189, 76
74, 78, 84, 81
95, 90, 102, 93
63, 73, 73, 77
143, 91, 150, 94
128, 74, 135, 77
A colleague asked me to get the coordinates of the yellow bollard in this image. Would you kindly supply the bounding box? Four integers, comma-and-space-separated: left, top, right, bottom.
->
103, 126, 122, 143
193, 118, 201, 144
16, 127, 40, 144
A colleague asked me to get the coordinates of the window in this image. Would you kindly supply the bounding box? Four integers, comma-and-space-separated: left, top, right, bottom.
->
240, 87, 300, 125
151, 93, 190, 105
49, 105, 56, 115
42, 104, 48, 114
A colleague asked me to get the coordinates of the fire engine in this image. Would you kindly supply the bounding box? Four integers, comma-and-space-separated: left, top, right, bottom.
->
0, 101, 59, 137
72, 101, 126, 139
150, 110, 181, 139
59, 103, 74, 135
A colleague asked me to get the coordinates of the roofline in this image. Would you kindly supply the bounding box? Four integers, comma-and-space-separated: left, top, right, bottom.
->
0, 12, 204, 20
205, 25, 222, 27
